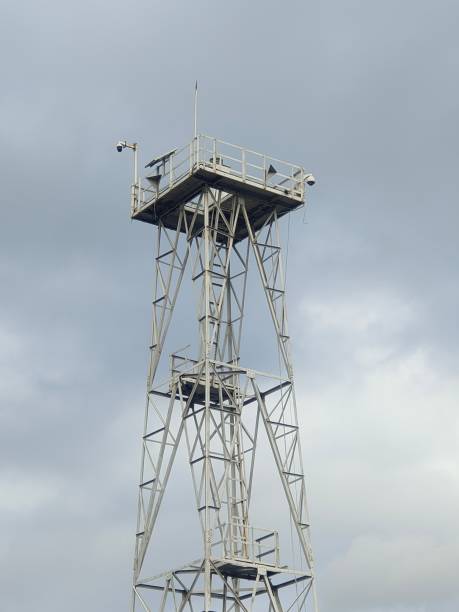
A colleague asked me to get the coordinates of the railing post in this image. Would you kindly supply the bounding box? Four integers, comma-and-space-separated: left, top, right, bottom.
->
242, 149, 246, 181
213, 138, 216, 171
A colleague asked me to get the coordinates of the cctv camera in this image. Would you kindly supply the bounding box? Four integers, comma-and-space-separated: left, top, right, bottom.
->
305, 174, 316, 186
116, 140, 125, 153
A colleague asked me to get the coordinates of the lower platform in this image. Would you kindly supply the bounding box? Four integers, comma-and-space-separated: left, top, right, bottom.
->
134, 557, 313, 610
136, 555, 311, 587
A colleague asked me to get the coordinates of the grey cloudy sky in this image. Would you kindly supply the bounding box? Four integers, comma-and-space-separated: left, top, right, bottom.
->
1, 0, 458, 610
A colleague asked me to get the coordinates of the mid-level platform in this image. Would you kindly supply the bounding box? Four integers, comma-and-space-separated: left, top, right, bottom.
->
136, 555, 311, 593
131, 135, 312, 242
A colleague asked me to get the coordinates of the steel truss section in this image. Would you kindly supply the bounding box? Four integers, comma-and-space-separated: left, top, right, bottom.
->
131, 186, 319, 611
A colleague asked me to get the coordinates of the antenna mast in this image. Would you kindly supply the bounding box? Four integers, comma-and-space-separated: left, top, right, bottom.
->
194, 80, 198, 139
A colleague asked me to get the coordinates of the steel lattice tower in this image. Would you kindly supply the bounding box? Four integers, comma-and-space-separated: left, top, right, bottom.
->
126, 134, 319, 611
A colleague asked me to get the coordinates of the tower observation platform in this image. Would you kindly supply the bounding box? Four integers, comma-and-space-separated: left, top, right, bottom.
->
131, 134, 314, 241
126, 133, 319, 612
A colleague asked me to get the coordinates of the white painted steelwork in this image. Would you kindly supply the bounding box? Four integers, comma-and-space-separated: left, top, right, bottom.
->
126, 135, 319, 611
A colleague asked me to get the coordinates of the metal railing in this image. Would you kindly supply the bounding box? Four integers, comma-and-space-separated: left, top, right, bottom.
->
133, 135, 307, 214
197, 135, 305, 198
212, 520, 280, 567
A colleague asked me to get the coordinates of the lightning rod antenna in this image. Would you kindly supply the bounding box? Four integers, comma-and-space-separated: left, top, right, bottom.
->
194, 80, 198, 139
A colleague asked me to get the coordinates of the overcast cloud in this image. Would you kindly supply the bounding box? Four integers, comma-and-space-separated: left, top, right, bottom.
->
0, 1, 458, 611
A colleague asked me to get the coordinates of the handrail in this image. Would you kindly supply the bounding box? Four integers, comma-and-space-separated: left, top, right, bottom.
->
133, 134, 307, 214
210, 521, 280, 566
199, 133, 303, 169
